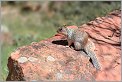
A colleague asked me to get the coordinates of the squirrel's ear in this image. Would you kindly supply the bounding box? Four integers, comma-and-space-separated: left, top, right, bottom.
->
63, 24, 67, 28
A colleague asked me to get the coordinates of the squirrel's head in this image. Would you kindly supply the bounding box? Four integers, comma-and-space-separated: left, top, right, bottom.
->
57, 26, 68, 36
57, 25, 78, 36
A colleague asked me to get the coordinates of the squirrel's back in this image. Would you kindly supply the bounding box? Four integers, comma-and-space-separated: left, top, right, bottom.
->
72, 29, 89, 48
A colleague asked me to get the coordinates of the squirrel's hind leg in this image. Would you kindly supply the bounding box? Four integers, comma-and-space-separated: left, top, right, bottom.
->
74, 41, 83, 50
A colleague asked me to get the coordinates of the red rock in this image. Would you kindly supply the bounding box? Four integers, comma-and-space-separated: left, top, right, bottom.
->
6, 10, 121, 81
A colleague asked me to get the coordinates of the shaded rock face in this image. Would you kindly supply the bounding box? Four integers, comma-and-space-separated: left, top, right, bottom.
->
6, 10, 121, 81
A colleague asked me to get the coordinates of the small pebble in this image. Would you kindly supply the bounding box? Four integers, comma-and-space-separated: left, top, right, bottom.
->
56, 72, 63, 80
47, 56, 55, 61
28, 57, 38, 62
18, 57, 28, 63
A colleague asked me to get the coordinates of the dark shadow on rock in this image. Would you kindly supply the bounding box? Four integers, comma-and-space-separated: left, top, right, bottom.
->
52, 39, 90, 53
89, 58, 94, 66
52, 40, 75, 49
52, 40, 68, 46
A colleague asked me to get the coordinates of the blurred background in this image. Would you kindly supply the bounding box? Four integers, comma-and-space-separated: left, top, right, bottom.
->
1, 1, 121, 80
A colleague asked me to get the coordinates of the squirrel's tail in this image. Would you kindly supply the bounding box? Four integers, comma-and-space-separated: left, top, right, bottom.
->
84, 46, 101, 70
90, 53, 101, 70
84, 39, 101, 70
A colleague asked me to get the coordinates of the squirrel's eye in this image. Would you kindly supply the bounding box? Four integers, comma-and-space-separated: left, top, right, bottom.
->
59, 28, 62, 31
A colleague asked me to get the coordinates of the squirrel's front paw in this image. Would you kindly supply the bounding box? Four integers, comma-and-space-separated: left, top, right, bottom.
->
66, 46, 70, 48
66, 46, 74, 50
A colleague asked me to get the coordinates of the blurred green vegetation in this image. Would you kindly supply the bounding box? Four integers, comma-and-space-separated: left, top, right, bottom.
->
1, 1, 121, 80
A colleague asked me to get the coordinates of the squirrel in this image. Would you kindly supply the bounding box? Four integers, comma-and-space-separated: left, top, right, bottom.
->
57, 26, 101, 70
